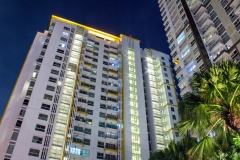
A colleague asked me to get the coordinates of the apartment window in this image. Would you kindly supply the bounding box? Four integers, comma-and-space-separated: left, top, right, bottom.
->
60, 37, 67, 42
59, 43, 66, 48
102, 74, 108, 78
55, 55, 63, 61
32, 136, 43, 144
196, 55, 202, 63
182, 14, 186, 20
15, 120, 22, 128
88, 92, 94, 98
90, 77, 96, 82
35, 65, 40, 71
175, 132, 179, 137
169, 38, 173, 45
63, 26, 70, 31
164, 73, 168, 77
19, 109, 26, 117
103, 61, 108, 65
88, 101, 94, 106
51, 69, 59, 75
97, 152, 104, 159
170, 99, 173, 104
190, 39, 196, 46
98, 141, 104, 148
185, 25, 190, 32
84, 139, 90, 145
168, 92, 172, 97
85, 118, 92, 125
49, 77, 57, 83
29, 81, 35, 87
188, 32, 193, 39
86, 109, 93, 115
167, 86, 170, 90
35, 124, 45, 132
101, 95, 106, 101
213, 17, 220, 25
98, 131, 105, 138
100, 104, 106, 109
166, 79, 169, 83
99, 121, 105, 127
93, 52, 98, 56
171, 107, 175, 112
92, 64, 97, 68
57, 49, 64, 54
103, 55, 108, 59
43, 94, 53, 101
23, 99, 29, 105
38, 113, 48, 121
90, 85, 95, 90
172, 115, 176, 120
41, 103, 50, 110
11, 132, 19, 141
234, 18, 240, 28
180, 8, 184, 14
161, 57, 165, 60
26, 90, 32, 96
46, 85, 55, 92
6, 144, 15, 154
53, 62, 61, 68
103, 67, 108, 72
62, 32, 69, 36
84, 128, 91, 135
40, 51, 45, 56
172, 51, 177, 58
176, 66, 181, 74
193, 47, 198, 54
28, 148, 40, 157
99, 112, 106, 118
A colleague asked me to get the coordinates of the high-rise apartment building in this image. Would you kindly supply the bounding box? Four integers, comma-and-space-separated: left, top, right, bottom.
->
0, 16, 179, 160
158, 0, 240, 96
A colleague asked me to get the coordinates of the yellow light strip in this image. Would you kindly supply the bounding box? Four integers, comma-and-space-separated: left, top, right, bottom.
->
50, 15, 120, 42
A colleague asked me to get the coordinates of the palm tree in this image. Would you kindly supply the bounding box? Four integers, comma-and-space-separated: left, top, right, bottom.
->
149, 138, 197, 160
178, 61, 240, 159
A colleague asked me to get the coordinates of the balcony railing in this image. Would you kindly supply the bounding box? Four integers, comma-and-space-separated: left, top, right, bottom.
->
105, 134, 118, 139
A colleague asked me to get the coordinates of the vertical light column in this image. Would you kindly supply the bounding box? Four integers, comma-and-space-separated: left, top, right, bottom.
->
127, 49, 141, 160
49, 31, 83, 160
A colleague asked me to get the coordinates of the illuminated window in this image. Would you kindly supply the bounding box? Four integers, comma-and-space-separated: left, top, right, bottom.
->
62, 32, 69, 36
186, 61, 196, 75
59, 43, 66, 48
181, 45, 190, 58
177, 31, 185, 44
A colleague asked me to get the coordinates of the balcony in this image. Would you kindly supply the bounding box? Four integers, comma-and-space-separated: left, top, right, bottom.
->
106, 114, 118, 122
204, 32, 219, 45
196, 11, 208, 23
207, 40, 224, 52
104, 144, 118, 152
79, 82, 90, 90
201, 24, 216, 37
76, 107, 88, 115
72, 137, 84, 146
232, 2, 240, 16
105, 133, 118, 140
106, 90, 118, 97
190, 0, 202, 13
75, 116, 85, 124
107, 105, 119, 112
106, 123, 118, 130
194, 5, 206, 18
199, 17, 212, 29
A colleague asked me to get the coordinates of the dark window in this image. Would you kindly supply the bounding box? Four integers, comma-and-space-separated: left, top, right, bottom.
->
28, 148, 40, 157
104, 45, 109, 48
29, 81, 35, 87
43, 94, 53, 101
99, 112, 106, 118
55, 55, 63, 61
168, 92, 172, 97
35, 124, 45, 132
23, 99, 29, 105
63, 26, 70, 31
53, 62, 61, 68
98, 131, 105, 138
6, 144, 15, 154
38, 114, 48, 121
98, 141, 104, 148
57, 49, 64, 54
51, 69, 59, 75
170, 99, 173, 104
84, 139, 90, 145
164, 68, 167, 71
35, 65, 41, 71
171, 107, 175, 112
19, 109, 26, 117
46, 85, 55, 92
172, 115, 176, 120
32, 136, 43, 144
41, 103, 50, 110
97, 152, 104, 159
84, 128, 91, 135
11, 132, 19, 141
60, 37, 67, 42
167, 86, 170, 90
15, 120, 22, 128
48, 77, 57, 83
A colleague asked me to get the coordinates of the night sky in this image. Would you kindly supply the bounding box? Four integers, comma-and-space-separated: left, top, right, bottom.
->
0, 1, 170, 117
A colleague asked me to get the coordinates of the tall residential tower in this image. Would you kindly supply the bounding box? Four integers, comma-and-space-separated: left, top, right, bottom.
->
0, 16, 179, 160
158, 0, 240, 96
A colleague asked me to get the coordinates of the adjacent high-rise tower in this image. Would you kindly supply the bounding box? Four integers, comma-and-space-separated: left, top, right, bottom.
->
158, 0, 240, 96
0, 16, 179, 160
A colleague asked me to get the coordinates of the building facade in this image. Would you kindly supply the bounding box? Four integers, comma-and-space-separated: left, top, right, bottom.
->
0, 16, 179, 160
158, 0, 240, 96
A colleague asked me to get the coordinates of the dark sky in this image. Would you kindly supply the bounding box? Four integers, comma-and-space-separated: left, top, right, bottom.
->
0, 1, 170, 117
